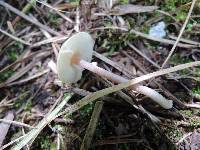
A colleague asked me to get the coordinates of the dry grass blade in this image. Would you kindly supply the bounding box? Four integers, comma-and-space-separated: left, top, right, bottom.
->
0, 28, 31, 45
1, 135, 26, 150
12, 94, 72, 150
110, 4, 158, 15
48, 60, 58, 74
80, 101, 104, 150
31, 35, 68, 47
0, 111, 14, 147
0, 119, 36, 129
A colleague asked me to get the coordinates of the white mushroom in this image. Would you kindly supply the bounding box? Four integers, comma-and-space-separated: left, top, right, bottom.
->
57, 32, 94, 83
57, 32, 173, 109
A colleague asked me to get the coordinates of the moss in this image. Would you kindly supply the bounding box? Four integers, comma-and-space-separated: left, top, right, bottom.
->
170, 54, 192, 64
119, 0, 129, 4
0, 42, 24, 82
195, 67, 200, 74
0, 70, 14, 82
192, 86, 200, 94
190, 118, 200, 127
14, 91, 29, 109
24, 100, 33, 111
100, 30, 136, 55
79, 102, 94, 119
192, 85, 200, 99
47, 12, 63, 25
179, 110, 193, 117
6, 42, 23, 61
161, 0, 191, 21
170, 54, 193, 75
40, 136, 52, 149
165, 125, 183, 142
162, 0, 191, 11
179, 110, 200, 128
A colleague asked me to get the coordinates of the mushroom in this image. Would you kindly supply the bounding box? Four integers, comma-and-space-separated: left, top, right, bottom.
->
57, 32, 173, 109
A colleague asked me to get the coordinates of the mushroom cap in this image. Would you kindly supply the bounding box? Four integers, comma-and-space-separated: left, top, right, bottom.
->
57, 32, 94, 84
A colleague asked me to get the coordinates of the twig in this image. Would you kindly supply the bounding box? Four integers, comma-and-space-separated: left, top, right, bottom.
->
74, 7, 80, 32
0, 119, 36, 129
31, 35, 68, 48
168, 35, 200, 46
80, 101, 104, 150
161, 0, 197, 68
0, 111, 14, 147
0, 28, 31, 45
0, 1, 60, 36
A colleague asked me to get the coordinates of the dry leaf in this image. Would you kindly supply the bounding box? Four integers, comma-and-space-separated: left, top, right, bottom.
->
110, 4, 158, 15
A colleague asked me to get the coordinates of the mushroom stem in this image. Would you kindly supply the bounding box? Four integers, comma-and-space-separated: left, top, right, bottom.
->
78, 59, 172, 109
79, 59, 127, 83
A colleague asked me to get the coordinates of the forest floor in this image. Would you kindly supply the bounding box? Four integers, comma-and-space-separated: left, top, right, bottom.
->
0, 0, 200, 149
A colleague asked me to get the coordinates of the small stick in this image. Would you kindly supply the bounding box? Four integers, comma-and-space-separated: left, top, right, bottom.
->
0, 28, 31, 45
80, 101, 104, 150
0, 119, 36, 129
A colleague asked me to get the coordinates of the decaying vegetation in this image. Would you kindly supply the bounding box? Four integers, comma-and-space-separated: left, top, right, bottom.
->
0, 0, 200, 149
